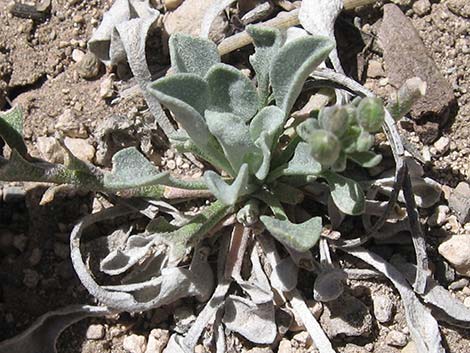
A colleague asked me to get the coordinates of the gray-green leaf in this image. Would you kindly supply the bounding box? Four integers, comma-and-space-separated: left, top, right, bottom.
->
260, 215, 322, 252
169, 33, 220, 77
322, 171, 365, 215
246, 25, 282, 106
104, 147, 169, 189
205, 111, 256, 172
283, 142, 322, 176
270, 36, 334, 116
0, 106, 28, 158
206, 64, 258, 122
204, 164, 250, 205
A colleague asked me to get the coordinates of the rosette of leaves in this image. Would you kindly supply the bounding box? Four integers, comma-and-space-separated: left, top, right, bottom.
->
0, 26, 448, 353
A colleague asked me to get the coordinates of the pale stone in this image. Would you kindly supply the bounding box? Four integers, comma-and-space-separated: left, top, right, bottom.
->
123, 334, 147, 353
64, 137, 95, 162
438, 234, 470, 277
145, 329, 169, 353
37, 136, 64, 164
86, 324, 105, 340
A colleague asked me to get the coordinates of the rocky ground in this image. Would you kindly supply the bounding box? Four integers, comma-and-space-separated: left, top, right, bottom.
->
0, 0, 469, 353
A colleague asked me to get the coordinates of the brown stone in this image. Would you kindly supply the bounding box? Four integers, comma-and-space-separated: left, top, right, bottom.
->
413, 121, 440, 144
379, 4, 455, 123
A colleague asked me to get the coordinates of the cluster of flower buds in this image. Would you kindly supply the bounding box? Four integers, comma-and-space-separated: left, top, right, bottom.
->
296, 97, 385, 170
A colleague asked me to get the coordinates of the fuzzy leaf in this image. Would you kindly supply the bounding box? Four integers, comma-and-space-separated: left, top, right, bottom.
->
323, 171, 365, 215
348, 151, 382, 168
206, 64, 258, 122
248, 106, 284, 180
0, 107, 28, 157
249, 106, 284, 144
149, 74, 210, 142
282, 142, 322, 176
169, 33, 220, 77
270, 36, 334, 115
246, 25, 282, 106
260, 215, 322, 252
104, 147, 169, 189
204, 164, 250, 206
205, 111, 256, 172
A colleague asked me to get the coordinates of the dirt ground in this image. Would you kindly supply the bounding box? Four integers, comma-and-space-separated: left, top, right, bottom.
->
0, 0, 469, 352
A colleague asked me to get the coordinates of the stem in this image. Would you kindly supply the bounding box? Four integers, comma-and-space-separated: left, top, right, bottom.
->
217, 0, 378, 56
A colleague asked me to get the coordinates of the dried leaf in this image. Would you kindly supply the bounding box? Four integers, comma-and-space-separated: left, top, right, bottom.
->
222, 295, 276, 344
0, 305, 110, 353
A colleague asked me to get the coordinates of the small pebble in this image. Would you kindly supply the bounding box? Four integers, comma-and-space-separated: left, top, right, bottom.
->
13, 234, 28, 253
438, 234, 470, 277
278, 339, 292, 353
367, 60, 385, 78
433, 136, 450, 155
23, 269, 40, 288
76, 51, 102, 80
86, 324, 105, 340
413, 0, 431, 16
71, 48, 85, 63
29, 248, 42, 266
386, 330, 408, 347
428, 205, 449, 227
100, 75, 115, 99
123, 334, 147, 353
373, 295, 394, 323
449, 278, 469, 290
145, 328, 169, 353
464, 297, 470, 308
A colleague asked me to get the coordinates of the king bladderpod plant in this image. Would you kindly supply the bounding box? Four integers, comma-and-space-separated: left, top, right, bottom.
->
147, 28, 386, 251
0, 26, 444, 353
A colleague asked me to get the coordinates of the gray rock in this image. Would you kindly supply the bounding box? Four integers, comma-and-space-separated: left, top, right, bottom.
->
447, 0, 470, 18
438, 234, 470, 277
449, 182, 470, 224
386, 330, 408, 347
379, 4, 455, 126
448, 278, 469, 291
86, 324, 105, 340
367, 60, 385, 78
29, 248, 42, 266
373, 294, 394, 323
64, 137, 95, 162
55, 109, 88, 138
412, 0, 431, 16
76, 51, 102, 80
37, 136, 64, 164
320, 293, 373, 338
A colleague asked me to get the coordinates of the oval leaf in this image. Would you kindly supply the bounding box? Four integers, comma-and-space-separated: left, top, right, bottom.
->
104, 147, 169, 189
270, 36, 334, 116
260, 215, 322, 252
169, 33, 220, 77
206, 64, 259, 122
322, 170, 365, 215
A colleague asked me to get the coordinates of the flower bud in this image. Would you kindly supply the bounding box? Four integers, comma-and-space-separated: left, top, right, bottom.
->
356, 97, 385, 133
296, 118, 319, 141
318, 106, 349, 137
307, 129, 341, 167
